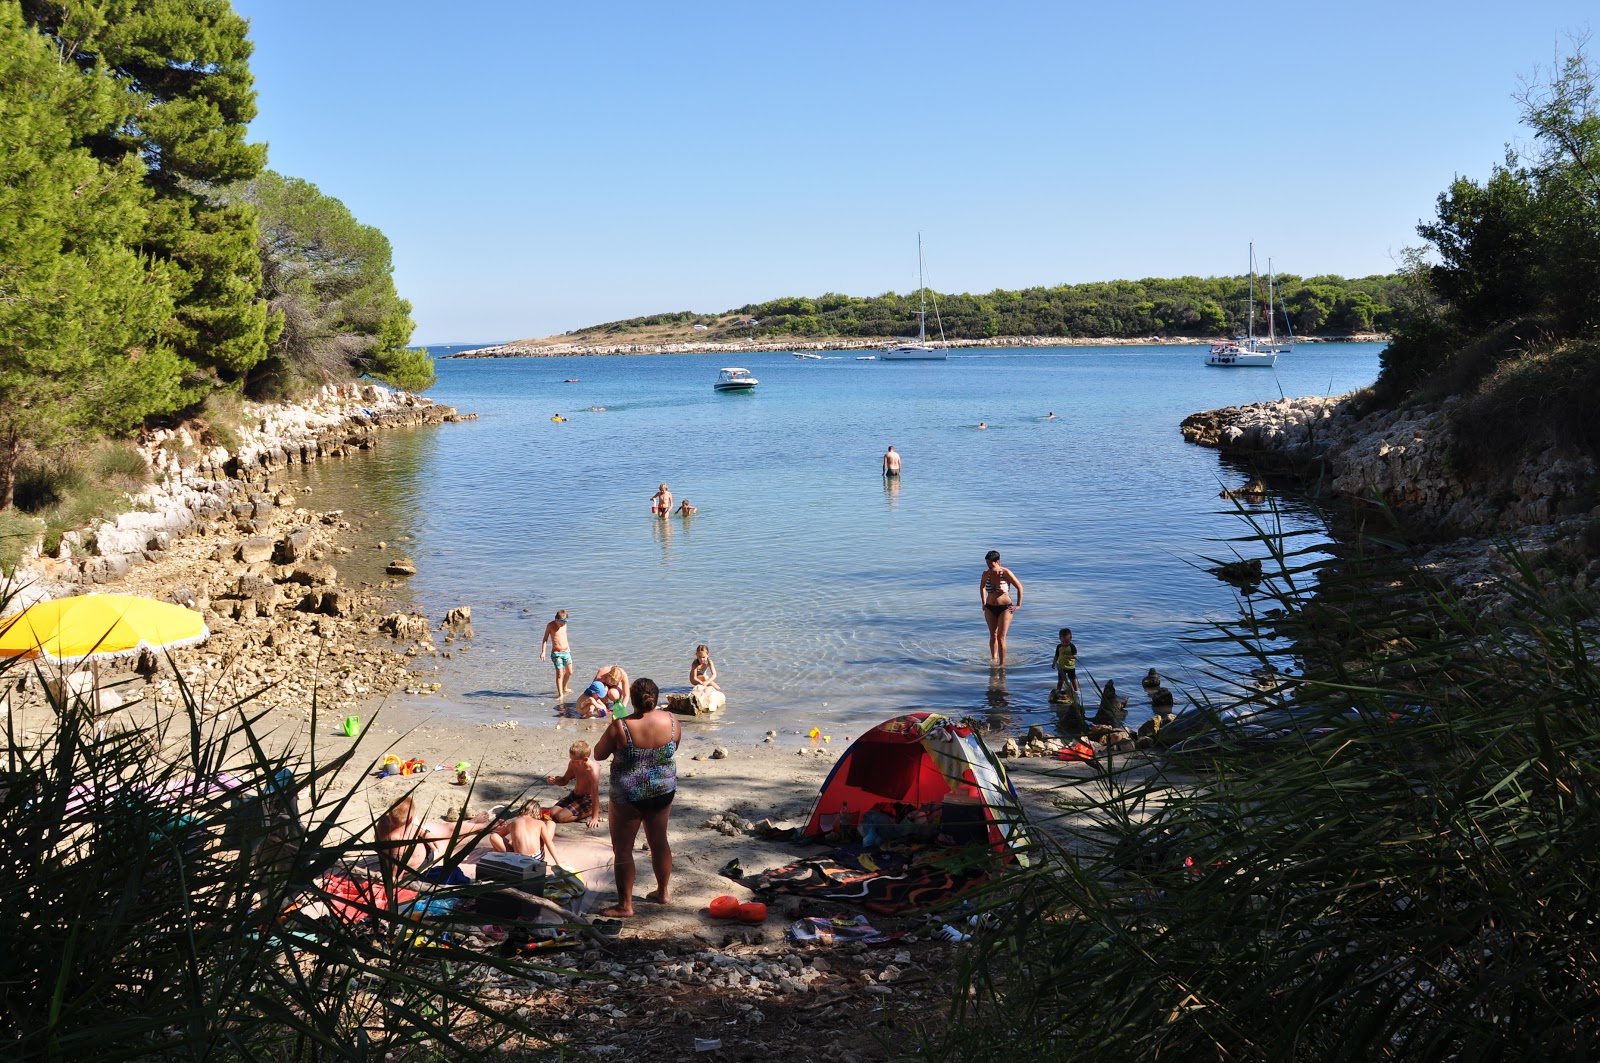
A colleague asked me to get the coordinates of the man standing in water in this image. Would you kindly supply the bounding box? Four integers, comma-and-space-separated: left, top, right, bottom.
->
882, 446, 902, 477
540, 609, 574, 700
979, 550, 1023, 665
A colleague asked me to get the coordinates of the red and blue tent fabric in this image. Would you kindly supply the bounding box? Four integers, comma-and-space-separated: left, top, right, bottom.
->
801, 712, 1029, 859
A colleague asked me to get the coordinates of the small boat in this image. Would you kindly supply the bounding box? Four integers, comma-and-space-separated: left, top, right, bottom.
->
855, 355, 877, 361
563, 378, 580, 383
1206, 244, 1291, 368
882, 234, 948, 361
793, 352, 823, 360
714, 367, 759, 392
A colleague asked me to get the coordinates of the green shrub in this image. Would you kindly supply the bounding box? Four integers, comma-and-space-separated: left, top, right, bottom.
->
0, 509, 44, 574
0, 594, 568, 1060
91, 440, 152, 487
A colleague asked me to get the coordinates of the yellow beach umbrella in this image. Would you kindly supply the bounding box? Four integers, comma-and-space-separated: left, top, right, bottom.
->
0, 593, 209, 666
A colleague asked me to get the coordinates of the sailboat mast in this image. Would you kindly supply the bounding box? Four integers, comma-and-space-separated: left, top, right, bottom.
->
1266, 258, 1276, 345
916, 233, 927, 343
1247, 242, 1256, 344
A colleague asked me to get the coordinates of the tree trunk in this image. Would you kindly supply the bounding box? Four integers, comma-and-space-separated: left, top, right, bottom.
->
0, 429, 17, 511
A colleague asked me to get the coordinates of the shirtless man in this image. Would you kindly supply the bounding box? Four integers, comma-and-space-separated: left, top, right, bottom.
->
882, 445, 902, 477
540, 609, 573, 700
979, 549, 1023, 665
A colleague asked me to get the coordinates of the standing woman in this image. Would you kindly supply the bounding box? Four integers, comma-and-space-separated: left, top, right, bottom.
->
979, 549, 1024, 665
594, 677, 679, 916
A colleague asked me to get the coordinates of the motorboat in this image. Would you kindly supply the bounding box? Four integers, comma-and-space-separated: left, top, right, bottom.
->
793, 352, 823, 360
1206, 244, 1292, 368
882, 234, 948, 360
855, 355, 877, 361
714, 367, 759, 392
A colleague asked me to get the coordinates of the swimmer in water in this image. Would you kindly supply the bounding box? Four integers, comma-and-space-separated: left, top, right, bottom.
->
883, 445, 902, 477
590, 405, 606, 412
1046, 411, 1056, 419
977, 422, 988, 430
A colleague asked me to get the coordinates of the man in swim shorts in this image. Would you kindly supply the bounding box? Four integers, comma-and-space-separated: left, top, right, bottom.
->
540, 608, 574, 700
883, 445, 902, 477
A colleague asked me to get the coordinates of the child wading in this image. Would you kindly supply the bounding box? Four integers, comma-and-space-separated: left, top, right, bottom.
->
540, 609, 574, 700
1053, 628, 1080, 701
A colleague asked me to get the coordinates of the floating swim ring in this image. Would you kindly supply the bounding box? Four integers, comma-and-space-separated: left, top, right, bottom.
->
550, 415, 566, 422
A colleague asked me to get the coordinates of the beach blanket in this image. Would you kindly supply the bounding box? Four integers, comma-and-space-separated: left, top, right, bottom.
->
785, 914, 895, 947
319, 873, 419, 926
747, 847, 986, 914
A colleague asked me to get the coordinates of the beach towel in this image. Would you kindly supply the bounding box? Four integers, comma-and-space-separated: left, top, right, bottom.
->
319, 873, 419, 926
785, 914, 894, 947
747, 849, 986, 914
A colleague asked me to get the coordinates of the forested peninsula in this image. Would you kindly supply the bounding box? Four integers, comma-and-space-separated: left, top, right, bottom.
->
497, 272, 1399, 353
0, 4, 432, 557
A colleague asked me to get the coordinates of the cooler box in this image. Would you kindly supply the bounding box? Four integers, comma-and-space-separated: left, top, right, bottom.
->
477, 851, 547, 893
941, 792, 988, 846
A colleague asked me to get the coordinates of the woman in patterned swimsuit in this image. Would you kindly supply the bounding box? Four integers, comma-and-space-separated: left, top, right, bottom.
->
594, 677, 679, 917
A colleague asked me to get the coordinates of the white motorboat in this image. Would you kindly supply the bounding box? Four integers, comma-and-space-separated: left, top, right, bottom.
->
882, 234, 948, 360
855, 355, 877, 360
713, 367, 759, 392
793, 352, 823, 360
1206, 244, 1292, 368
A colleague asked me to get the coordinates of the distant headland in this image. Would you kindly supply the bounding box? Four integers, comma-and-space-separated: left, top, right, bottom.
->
454, 272, 1397, 357
450, 333, 1390, 359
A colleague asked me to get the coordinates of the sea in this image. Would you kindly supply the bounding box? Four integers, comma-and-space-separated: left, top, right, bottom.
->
291, 342, 1383, 741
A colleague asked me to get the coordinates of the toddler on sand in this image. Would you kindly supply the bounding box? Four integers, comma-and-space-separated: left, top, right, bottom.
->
544, 740, 601, 827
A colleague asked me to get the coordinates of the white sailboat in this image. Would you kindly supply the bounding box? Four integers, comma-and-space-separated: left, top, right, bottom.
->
882, 234, 947, 361
1206, 244, 1292, 368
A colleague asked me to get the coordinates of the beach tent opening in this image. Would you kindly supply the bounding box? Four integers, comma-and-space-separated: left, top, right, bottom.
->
802, 712, 1028, 858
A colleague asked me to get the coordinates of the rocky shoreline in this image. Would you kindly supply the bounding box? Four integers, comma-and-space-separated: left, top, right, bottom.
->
1181, 393, 1600, 611
454, 333, 1389, 359
5, 383, 477, 728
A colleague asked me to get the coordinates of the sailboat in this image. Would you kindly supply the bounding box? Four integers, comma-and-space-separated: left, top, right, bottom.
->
882, 234, 947, 361
1206, 244, 1292, 368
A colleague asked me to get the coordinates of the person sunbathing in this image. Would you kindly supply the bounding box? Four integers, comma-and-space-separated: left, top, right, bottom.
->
376, 795, 457, 876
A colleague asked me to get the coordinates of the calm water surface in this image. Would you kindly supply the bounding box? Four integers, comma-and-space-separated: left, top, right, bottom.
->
294, 344, 1382, 739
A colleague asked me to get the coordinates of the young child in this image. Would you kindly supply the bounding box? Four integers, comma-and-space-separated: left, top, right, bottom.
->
675, 499, 697, 516
544, 740, 601, 827
575, 680, 609, 719
1053, 628, 1080, 701
487, 801, 560, 864
539, 609, 573, 700
689, 644, 720, 690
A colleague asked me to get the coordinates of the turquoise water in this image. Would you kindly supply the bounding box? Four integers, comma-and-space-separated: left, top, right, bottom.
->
301, 343, 1382, 738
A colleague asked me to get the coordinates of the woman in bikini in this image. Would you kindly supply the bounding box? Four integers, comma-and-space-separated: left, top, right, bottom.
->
594, 677, 679, 916
979, 549, 1023, 666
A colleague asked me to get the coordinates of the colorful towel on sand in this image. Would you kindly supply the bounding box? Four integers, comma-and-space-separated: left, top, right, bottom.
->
319, 873, 419, 926
785, 914, 891, 947
747, 849, 986, 914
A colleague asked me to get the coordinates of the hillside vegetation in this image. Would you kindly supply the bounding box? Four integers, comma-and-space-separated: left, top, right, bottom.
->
1373, 46, 1600, 481
528, 272, 1400, 347
0, 5, 431, 518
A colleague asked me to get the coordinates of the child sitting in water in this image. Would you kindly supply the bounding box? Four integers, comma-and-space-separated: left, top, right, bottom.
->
575, 680, 609, 719
689, 644, 720, 690
543, 740, 601, 827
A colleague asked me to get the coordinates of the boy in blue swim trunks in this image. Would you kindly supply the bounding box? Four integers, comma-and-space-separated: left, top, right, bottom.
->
540, 609, 574, 700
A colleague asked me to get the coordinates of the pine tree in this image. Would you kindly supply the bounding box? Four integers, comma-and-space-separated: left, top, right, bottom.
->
0, 8, 183, 509
22, 0, 272, 388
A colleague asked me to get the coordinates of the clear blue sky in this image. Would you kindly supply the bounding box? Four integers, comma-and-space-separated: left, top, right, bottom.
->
234, 1, 1595, 345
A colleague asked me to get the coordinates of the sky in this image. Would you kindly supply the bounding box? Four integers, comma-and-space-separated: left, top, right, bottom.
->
233, 1, 1597, 345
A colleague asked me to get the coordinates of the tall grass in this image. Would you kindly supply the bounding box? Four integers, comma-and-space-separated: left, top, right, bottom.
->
10, 441, 154, 556
0, 584, 575, 1061
923, 510, 1600, 1061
